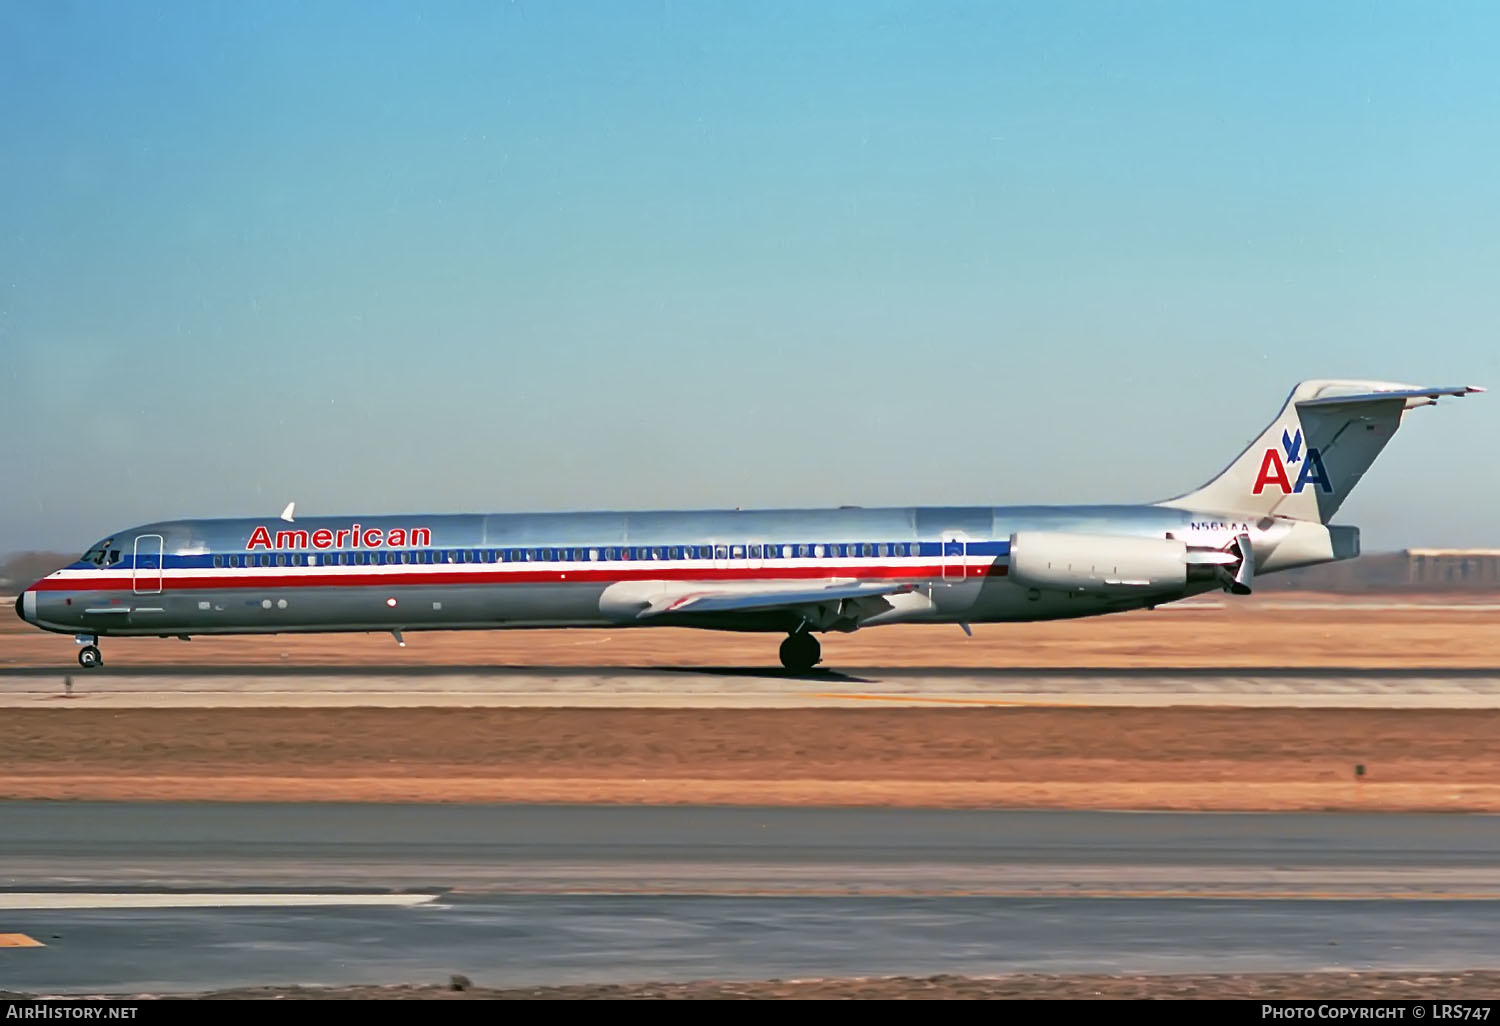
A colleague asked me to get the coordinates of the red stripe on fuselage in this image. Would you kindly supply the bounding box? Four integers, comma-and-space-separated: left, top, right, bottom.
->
32, 562, 1007, 593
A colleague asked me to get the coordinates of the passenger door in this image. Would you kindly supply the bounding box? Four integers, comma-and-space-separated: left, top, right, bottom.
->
132, 534, 164, 595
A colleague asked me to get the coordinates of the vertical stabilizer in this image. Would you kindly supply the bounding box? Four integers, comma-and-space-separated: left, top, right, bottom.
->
1157, 380, 1481, 523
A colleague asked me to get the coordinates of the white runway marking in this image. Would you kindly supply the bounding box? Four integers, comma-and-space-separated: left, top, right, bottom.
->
0, 892, 438, 910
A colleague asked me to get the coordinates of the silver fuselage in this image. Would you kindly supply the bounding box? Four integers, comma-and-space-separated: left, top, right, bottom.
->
17, 503, 1352, 639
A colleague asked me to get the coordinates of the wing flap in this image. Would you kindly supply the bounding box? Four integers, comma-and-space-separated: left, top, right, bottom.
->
640, 580, 918, 618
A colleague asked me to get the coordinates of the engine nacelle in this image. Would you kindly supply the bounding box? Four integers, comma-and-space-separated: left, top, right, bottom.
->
1008, 531, 1191, 593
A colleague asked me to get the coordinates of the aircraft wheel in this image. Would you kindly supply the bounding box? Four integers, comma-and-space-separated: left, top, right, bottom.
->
778, 633, 821, 672
78, 645, 102, 670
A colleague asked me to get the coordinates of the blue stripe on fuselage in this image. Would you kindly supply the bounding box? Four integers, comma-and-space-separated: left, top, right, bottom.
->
72, 539, 1012, 570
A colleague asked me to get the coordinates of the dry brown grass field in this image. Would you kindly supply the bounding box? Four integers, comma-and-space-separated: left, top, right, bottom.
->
5, 704, 1499, 810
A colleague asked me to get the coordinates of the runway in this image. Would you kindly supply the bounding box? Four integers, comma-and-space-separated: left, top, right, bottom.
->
3, 665, 1500, 707
3, 804, 1500, 995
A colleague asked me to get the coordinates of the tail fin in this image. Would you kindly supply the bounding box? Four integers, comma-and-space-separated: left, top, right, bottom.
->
1157, 380, 1482, 523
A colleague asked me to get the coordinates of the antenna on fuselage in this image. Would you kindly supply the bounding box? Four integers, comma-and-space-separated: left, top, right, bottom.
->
280, 502, 296, 522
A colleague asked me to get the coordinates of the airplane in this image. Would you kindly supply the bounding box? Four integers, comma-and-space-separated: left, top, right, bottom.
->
14, 379, 1483, 672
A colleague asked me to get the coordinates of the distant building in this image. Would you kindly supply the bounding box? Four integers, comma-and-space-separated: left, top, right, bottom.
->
1404, 549, 1500, 587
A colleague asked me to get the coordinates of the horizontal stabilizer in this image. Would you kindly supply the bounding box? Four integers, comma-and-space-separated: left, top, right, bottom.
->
1295, 385, 1484, 409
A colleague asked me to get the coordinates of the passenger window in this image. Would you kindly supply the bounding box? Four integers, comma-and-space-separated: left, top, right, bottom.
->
714, 545, 728, 560
863, 543, 875, 557
814, 545, 824, 558
749, 545, 762, 559
797, 545, 809, 558
879, 544, 890, 557
731, 545, 745, 559
213, 556, 223, 568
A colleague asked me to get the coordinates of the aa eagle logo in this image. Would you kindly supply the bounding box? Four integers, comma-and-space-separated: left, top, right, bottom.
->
1252, 428, 1333, 495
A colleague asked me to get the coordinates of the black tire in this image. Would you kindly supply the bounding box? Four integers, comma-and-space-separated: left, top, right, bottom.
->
778, 633, 821, 671
78, 645, 102, 670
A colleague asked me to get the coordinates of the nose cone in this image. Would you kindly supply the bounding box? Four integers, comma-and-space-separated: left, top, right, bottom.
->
15, 588, 36, 624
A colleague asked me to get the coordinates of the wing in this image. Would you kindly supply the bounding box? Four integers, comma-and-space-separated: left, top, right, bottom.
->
634, 580, 919, 619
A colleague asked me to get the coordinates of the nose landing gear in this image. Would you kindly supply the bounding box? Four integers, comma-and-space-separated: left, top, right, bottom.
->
76, 636, 103, 669
778, 631, 821, 672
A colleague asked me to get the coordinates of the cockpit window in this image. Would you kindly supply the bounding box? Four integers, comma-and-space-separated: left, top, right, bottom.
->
81, 539, 115, 567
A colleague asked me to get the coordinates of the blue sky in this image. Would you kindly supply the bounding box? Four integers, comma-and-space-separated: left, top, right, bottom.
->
2, 1, 1497, 552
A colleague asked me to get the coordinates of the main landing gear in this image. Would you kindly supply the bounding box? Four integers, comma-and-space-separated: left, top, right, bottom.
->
76, 635, 102, 669
778, 631, 821, 672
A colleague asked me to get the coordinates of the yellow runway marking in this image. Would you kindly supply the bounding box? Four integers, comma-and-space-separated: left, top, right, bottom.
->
0, 933, 44, 947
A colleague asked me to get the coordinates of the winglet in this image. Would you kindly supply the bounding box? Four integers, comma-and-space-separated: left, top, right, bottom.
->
280, 502, 296, 523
